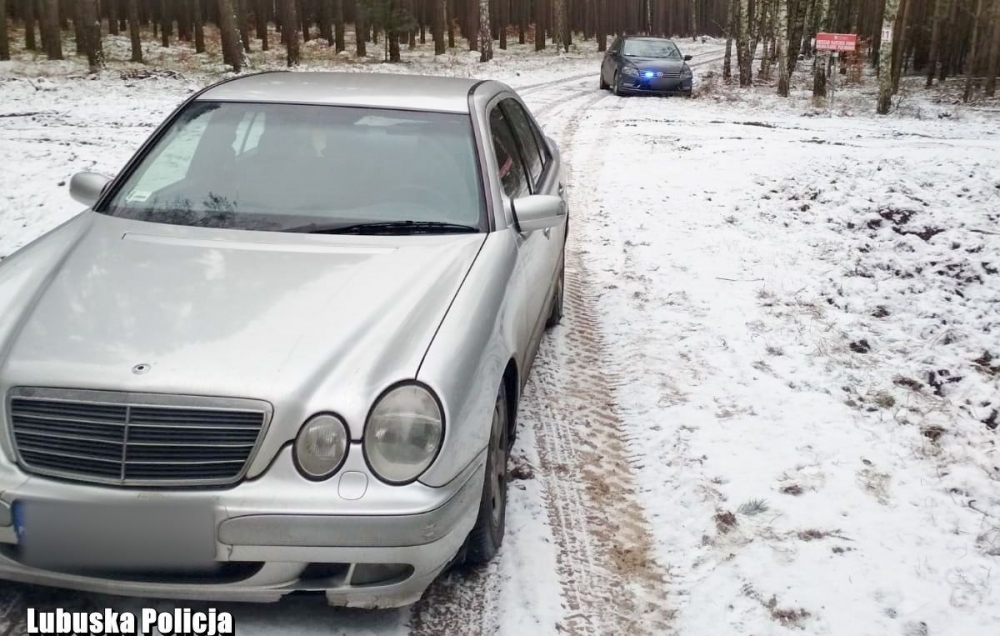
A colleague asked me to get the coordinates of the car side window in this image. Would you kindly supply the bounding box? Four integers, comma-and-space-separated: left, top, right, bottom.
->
610, 38, 622, 54
489, 106, 530, 200
500, 99, 544, 186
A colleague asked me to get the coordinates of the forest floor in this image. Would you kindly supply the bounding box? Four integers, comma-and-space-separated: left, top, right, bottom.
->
2, 30, 1000, 636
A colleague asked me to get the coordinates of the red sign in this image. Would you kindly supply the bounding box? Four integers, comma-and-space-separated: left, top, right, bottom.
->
816, 33, 858, 52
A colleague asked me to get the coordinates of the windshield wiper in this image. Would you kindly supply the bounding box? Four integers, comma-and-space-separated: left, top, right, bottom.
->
285, 220, 480, 235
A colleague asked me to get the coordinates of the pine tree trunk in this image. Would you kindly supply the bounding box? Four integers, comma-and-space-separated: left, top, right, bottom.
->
354, 0, 366, 55
559, 0, 569, 51
925, 0, 945, 85
597, 0, 606, 51
219, 0, 243, 70
107, 0, 120, 35
80, 0, 102, 72
448, 0, 455, 47
499, 0, 507, 49
237, 0, 252, 51
519, 0, 526, 44
161, 0, 171, 47
479, 0, 492, 61
44, 0, 62, 59
0, 2, 8, 61
877, 0, 901, 113
320, 0, 333, 42
434, 0, 446, 53
75, 1, 87, 56
777, 0, 790, 95
535, 0, 545, 50
301, 0, 311, 41
890, 0, 911, 93
468, 0, 478, 50
939, 0, 957, 81
194, 0, 206, 52
282, 0, 300, 64
963, 0, 986, 101
255, 0, 268, 49
334, 0, 345, 51
127, 0, 142, 61
985, 0, 1000, 96
24, 0, 37, 51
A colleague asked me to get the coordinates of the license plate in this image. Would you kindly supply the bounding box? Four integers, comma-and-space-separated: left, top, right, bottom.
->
13, 499, 216, 570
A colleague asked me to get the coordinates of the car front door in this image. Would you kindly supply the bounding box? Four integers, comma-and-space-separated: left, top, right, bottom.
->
488, 101, 551, 372
500, 98, 564, 327
603, 37, 622, 84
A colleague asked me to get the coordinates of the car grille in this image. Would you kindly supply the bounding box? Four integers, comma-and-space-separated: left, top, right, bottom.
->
8, 389, 270, 487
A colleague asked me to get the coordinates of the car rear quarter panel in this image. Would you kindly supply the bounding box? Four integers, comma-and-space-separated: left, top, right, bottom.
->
416, 233, 519, 488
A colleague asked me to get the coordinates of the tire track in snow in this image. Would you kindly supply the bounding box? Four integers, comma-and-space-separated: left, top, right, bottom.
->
408, 84, 616, 636
523, 93, 675, 635
413, 72, 682, 636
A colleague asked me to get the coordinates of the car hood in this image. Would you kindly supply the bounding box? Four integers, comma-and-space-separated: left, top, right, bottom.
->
0, 213, 485, 441
623, 57, 687, 73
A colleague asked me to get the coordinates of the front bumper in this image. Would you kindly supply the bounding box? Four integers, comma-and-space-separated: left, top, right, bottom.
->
0, 446, 486, 609
618, 75, 693, 95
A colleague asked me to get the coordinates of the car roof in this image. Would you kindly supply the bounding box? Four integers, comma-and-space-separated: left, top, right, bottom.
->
196, 71, 486, 114
622, 35, 676, 42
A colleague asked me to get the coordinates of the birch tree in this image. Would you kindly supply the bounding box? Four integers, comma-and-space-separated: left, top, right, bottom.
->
479, 0, 493, 61
777, 0, 790, 96
736, 0, 753, 86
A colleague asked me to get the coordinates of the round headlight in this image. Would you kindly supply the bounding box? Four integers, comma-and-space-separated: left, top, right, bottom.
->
364, 384, 444, 484
293, 414, 349, 480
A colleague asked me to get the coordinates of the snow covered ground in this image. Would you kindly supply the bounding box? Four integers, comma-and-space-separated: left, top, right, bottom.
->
2, 33, 999, 636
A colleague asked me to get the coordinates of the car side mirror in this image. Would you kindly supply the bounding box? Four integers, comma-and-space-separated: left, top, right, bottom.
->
512, 195, 566, 233
684, 55, 693, 61
70, 172, 112, 207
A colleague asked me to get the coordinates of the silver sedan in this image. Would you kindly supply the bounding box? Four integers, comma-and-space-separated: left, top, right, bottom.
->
0, 72, 568, 608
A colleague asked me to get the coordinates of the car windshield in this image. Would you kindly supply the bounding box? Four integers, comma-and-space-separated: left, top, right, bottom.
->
622, 40, 682, 59
102, 102, 485, 233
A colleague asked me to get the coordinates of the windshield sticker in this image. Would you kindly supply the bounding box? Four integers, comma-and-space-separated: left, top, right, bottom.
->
125, 190, 151, 203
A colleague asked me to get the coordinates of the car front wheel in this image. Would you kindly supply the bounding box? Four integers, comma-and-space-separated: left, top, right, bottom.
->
465, 382, 509, 564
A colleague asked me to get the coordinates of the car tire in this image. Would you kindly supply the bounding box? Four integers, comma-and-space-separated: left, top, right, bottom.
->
465, 382, 509, 565
682, 90, 693, 98
600, 72, 609, 91
612, 72, 622, 97
545, 256, 564, 329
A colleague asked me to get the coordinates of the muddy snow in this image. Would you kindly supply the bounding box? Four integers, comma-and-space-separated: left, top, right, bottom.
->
2, 35, 999, 636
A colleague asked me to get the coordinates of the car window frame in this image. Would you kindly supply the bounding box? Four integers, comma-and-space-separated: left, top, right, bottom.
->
487, 103, 532, 202
499, 99, 546, 190
94, 99, 492, 233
